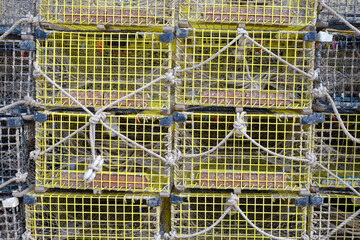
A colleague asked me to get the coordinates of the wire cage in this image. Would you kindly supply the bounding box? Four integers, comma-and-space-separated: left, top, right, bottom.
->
179, 0, 317, 30
312, 112, 360, 188
0, 196, 24, 240
311, 194, 360, 239
174, 110, 312, 191
175, 29, 315, 110
38, 0, 176, 31
36, 31, 172, 111
25, 191, 161, 239
35, 111, 172, 193
318, 0, 360, 27
0, 116, 27, 194
172, 192, 307, 239
0, 0, 35, 35
316, 32, 360, 110
0, 40, 35, 114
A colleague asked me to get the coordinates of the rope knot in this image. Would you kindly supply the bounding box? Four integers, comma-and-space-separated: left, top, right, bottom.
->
29, 150, 41, 160
152, 233, 162, 240
165, 150, 181, 167
84, 156, 104, 183
237, 28, 248, 36
301, 234, 310, 240
22, 230, 34, 240
15, 172, 27, 183
89, 112, 107, 125
311, 84, 328, 98
234, 112, 247, 136
227, 193, 239, 211
306, 152, 318, 168
33, 63, 42, 78
25, 14, 39, 24
23, 96, 38, 107
166, 68, 181, 85
163, 230, 177, 240
308, 69, 319, 81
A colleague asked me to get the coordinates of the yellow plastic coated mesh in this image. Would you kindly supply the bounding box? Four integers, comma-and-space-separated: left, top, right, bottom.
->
172, 192, 307, 239
175, 29, 314, 110
313, 113, 360, 188
179, 0, 317, 30
25, 191, 160, 239
35, 111, 171, 192
36, 31, 172, 110
174, 111, 311, 191
311, 194, 360, 239
38, 0, 176, 30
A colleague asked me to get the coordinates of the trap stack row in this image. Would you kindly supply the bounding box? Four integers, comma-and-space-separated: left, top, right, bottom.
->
18, 1, 360, 240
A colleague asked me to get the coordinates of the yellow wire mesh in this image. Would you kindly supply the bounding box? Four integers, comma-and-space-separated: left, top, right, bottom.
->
36, 31, 172, 111
312, 113, 360, 188
172, 192, 307, 239
25, 191, 161, 239
38, 0, 176, 30
174, 111, 311, 191
175, 29, 314, 110
311, 194, 360, 239
179, 0, 317, 30
35, 111, 171, 192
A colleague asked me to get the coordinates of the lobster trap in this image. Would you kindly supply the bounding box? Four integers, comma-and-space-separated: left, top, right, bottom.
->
171, 192, 307, 239
175, 29, 315, 110
35, 111, 171, 193
312, 112, 360, 188
38, 0, 176, 30
179, 0, 317, 30
0, 196, 24, 240
174, 111, 312, 191
311, 194, 360, 239
0, 40, 35, 114
25, 191, 161, 239
36, 31, 172, 111
318, 0, 360, 27
316, 32, 360, 110
0, 116, 27, 193
0, 0, 35, 35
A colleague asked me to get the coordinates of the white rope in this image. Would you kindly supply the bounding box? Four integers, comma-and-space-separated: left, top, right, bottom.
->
0, 171, 27, 189
0, 96, 38, 113
324, 208, 360, 239
319, 0, 360, 35
22, 230, 35, 240
0, 15, 37, 40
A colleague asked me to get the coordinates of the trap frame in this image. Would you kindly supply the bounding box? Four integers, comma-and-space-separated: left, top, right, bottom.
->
0, 196, 24, 240
318, 0, 360, 28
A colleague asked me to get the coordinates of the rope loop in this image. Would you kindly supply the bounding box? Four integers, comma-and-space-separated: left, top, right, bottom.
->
83, 156, 104, 183
33, 62, 42, 78
164, 230, 177, 240
166, 68, 181, 85
227, 193, 239, 211
306, 152, 318, 168
165, 149, 181, 167
234, 112, 247, 135
308, 69, 319, 81
89, 112, 107, 125
29, 150, 41, 160
311, 84, 328, 98
15, 172, 28, 183
152, 233, 162, 240
301, 234, 310, 240
237, 28, 249, 36
23, 96, 38, 107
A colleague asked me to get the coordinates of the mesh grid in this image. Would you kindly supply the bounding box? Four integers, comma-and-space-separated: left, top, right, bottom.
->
38, 0, 176, 30
313, 113, 360, 188
174, 111, 311, 191
311, 194, 360, 239
0, 196, 24, 240
0, 0, 34, 34
35, 111, 171, 192
0, 117, 27, 193
179, 0, 317, 30
0, 40, 35, 109
36, 31, 172, 111
318, 0, 360, 26
317, 33, 360, 109
175, 29, 314, 110
25, 191, 160, 240
172, 192, 307, 239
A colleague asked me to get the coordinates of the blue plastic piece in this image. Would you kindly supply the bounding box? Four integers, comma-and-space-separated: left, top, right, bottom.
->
295, 197, 309, 207
0, 25, 21, 35
159, 32, 174, 42
301, 113, 325, 125
35, 29, 48, 39
6, 117, 23, 127
309, 196, 323, 206
175, 28, 188, 38
34, 111, 47, 122
24, 195, 36, 205
303, 31, 317, 41
159, 116, 173, 126
20, 40, 36, 51
173, 112, 187, 122
147, 197, 161, 207
170, 195, 183, 204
